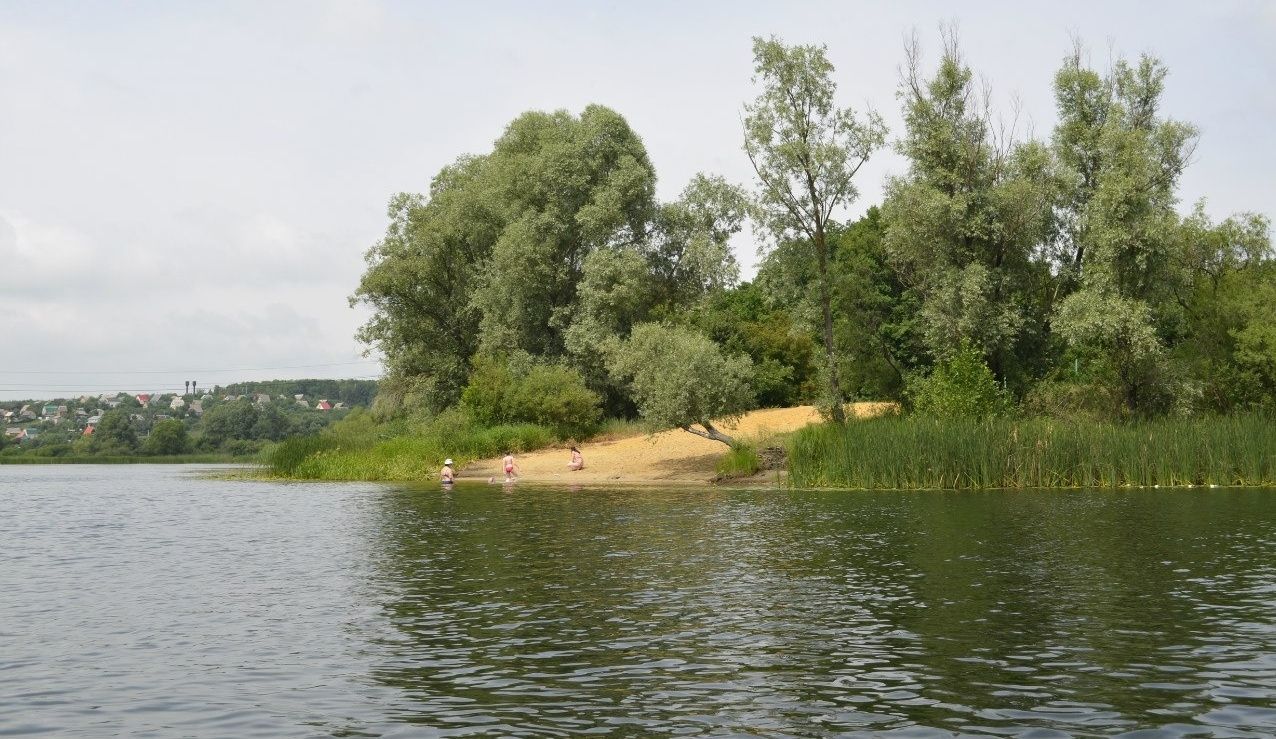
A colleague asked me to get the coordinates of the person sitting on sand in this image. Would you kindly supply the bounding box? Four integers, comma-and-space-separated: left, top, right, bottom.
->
567, 446, 583, 471
440, 458, 455, 484
502, 452, 518, 482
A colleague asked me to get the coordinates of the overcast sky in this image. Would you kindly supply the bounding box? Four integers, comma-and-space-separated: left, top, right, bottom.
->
2, 1, 1273, 400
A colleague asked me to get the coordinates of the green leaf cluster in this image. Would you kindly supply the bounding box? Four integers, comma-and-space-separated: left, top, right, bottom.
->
461, 355, 602, 439
908, 342, 1010, 420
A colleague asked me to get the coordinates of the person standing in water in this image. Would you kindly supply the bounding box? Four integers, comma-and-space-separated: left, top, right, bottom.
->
567, 446, 583, 471
502, 452, 518, 482
440, 458, 455, 485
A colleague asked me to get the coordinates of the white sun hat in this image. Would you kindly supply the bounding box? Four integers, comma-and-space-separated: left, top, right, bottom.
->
444, 458, 454, 465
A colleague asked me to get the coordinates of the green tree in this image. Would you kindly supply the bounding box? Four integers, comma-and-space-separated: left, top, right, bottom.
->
355, 105, 656, 414
143, 419, 189, 455
1174, 208, 1274, 410
1049, 48, 1198, 413
743, 36, 887, 422
200, 401, 260, 449
608, 323, 755, 446
470, 105, 656, 358
93, 409, 139, 455
831, 208, 925, 399
646, 173, 750, 308
692, 282, 819, 407
353, 172, 487, 414
251, 404, 294, 442
564, 173, 749, 410
882, 33, 1054, 383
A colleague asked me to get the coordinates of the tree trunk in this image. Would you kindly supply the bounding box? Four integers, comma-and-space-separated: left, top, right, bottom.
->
815, 230, 847, 423
680, 422, 735, 447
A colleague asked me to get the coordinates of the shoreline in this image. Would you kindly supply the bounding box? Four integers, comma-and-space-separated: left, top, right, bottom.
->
460, 405, 853, 486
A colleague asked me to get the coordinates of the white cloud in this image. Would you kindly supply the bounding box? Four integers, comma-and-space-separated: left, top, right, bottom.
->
317, 0, 386, 40
0, 211, 102, 291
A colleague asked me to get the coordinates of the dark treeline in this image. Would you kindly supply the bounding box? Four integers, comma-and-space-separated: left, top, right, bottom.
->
352, 33, 1273, 439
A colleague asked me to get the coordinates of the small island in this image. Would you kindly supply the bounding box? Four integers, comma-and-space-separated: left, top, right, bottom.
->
262, 34, 1273, 489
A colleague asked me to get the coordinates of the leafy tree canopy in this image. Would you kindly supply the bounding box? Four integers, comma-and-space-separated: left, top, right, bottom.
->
608, 323, 755, 445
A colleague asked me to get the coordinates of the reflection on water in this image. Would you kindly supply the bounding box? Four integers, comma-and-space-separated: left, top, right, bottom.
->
2, 466, 1275, 736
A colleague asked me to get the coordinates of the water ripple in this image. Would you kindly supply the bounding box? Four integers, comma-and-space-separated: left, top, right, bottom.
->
2, 468, 1275, 736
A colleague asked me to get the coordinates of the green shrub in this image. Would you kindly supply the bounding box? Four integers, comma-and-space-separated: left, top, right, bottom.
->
265, 405, 559, 481
142, 419, 190, 455
908, 341, 1009, 419
458, 355, 513, 424
462, 354, 601, 437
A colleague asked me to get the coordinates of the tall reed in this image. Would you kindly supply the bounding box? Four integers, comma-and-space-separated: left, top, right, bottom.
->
715, 443, 761, 480
788, 414, 1276, 489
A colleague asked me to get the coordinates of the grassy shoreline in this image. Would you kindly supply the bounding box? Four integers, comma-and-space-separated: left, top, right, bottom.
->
789, 414, 1276, 490
71, 406, 1267, 491
265, 409, 562, 481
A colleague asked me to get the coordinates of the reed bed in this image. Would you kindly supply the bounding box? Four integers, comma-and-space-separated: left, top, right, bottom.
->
715, 443, 761, 480
788, 414, 1276, 489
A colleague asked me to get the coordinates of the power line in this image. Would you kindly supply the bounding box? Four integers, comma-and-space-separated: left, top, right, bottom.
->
0, 362, 380, 377
0, 376, 384, 394
0, 376, 383, 388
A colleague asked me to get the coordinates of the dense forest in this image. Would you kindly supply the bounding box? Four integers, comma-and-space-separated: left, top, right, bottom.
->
350, 33, 1272, 444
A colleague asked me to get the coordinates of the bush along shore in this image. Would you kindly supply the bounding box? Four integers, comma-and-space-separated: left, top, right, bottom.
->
266, 409, 560, 481
788, 415, 1276, 490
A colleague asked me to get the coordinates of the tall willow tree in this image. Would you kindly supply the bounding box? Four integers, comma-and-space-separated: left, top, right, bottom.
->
1049, 50, 1199, 412
882, 34, 1054, 383
743, 36, 887, 422
352, 160, 492, 414
354, 105, 657, 413
470, 106, 657, 358
564, 173, 749, 411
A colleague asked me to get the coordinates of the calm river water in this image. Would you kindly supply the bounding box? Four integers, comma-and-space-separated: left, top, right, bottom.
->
2, 466, 1275, 737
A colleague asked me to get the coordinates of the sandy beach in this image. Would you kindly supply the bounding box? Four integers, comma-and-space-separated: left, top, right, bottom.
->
463, 403, 895, 485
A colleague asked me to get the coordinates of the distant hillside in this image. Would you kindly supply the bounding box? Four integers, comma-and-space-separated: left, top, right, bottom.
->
1, 377, 382, 459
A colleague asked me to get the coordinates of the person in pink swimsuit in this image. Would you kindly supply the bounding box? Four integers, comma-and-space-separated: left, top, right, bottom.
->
567, 446, 583, 471
502, 452, 518, 482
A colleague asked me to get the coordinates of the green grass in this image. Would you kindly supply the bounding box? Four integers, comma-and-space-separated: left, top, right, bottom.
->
266, 408, 558, 481
588, 417, 648, 442
788, 414, 1276, 489
715, 443, 761, 480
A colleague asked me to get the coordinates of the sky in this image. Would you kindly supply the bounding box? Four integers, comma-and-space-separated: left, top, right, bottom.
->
1, 0, 1273, 401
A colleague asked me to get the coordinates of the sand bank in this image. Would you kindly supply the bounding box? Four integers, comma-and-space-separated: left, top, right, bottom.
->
463, 403, 894, 485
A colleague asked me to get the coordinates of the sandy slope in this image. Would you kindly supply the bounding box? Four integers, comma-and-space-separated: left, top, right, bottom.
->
463, 403, 894, 485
